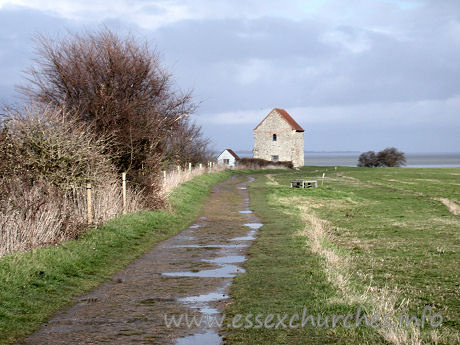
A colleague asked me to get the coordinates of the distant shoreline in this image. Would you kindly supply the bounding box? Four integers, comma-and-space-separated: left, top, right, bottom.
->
233, 151, 460, 168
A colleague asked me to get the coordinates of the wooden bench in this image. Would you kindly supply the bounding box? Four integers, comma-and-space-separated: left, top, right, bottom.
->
290, 179, 318, 189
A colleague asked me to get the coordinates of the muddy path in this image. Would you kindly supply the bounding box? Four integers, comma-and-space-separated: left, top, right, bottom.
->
23, 175, 261, 345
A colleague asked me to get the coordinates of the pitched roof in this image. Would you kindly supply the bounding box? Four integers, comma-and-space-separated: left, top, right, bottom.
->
223, 148, 240, 159
254, 108, 304, 132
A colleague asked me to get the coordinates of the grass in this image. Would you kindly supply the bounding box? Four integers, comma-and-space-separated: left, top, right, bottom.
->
225, 167, 459, 345
0, 170, 238, 345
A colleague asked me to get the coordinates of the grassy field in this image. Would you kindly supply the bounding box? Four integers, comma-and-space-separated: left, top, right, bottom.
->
225, 167, 459, 345
0, 170, 240, 345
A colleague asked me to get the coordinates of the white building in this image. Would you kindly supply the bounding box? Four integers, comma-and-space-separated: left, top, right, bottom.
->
217, 149, 240, 167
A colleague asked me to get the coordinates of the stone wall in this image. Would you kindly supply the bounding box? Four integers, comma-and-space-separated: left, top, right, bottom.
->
253, 109, 304, 167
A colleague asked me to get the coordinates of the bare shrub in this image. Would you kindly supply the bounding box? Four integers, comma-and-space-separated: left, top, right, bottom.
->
18, 28, 207, 203
163, 118, 214, 166
377, 147, 406, 167
358, 148, 406, 167
1, 103, 114, 188
0, 104, 147, 257
1, 27, 214, 255
358, 151, 379, 167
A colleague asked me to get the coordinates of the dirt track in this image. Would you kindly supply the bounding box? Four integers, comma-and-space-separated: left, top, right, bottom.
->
23, 175, 260, 345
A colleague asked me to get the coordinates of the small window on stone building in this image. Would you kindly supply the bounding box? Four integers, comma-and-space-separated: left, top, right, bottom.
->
223, 159, 230, 165
271, 155, 279, 162
273, 134, 277, 141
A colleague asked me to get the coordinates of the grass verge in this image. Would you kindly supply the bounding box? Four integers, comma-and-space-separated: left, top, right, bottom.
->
225, 167, 459, 345
0, 170, 236, 345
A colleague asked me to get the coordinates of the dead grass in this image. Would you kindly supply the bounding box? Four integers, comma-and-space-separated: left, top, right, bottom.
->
0, 180, 69, 257
385, 179, 416, 185
436, 198, 460, 215
429, 216, 460, 226
1, 163, 230, 257
277, 194, 424, 345
265, 174, 280, 186
415, 178, 441, 183
0, 176, 145, 257
160, 165, 226, 198
0, 161, 231, 258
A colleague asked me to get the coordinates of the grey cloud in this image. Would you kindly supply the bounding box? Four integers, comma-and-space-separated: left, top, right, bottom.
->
0, 1, 458, 153
154, 13, 460, 115
155, 17, 331, 63
0, 8, 78, 103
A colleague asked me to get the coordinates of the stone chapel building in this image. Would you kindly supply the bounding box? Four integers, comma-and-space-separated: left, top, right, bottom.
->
253, 108, 304, 167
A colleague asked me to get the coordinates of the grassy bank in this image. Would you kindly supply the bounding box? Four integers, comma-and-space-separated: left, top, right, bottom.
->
0, 170, 236, 344
225, 167, 459, 345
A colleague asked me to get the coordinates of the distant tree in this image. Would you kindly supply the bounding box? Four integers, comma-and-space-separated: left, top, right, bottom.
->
357, 151, 378, 167
377, 147, 406, 167
357, 147, 406, 167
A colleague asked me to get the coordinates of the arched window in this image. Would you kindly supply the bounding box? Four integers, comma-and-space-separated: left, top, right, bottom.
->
273, 134, 277, 141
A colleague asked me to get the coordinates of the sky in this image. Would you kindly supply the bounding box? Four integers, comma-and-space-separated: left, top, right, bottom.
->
0, 0, 459, 153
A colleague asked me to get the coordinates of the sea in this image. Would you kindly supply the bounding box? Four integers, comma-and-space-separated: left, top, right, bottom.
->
234, 151, 460, 168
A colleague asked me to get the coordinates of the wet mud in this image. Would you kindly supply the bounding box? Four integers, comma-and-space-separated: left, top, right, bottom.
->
23, 175, 261, 345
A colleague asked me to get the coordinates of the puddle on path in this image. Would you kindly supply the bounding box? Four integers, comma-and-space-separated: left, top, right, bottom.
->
176, 331, 221, 345
189, 224, 201, 229
204, 256, 246, 264
177, 290, 229, 316
178, 291, 229, 304
163, 264, 245, 278
231, 232, 256, 241
169, 178, 261, 345
244, 223, 263, 229
171, 244, 246, 249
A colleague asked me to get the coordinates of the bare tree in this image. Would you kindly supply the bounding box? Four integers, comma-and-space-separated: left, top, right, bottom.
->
163, 117, 213, 166
18, 28, 202, 204
358, 148, 406, 167
377, 147, 406, 167
357, 151, 378, 167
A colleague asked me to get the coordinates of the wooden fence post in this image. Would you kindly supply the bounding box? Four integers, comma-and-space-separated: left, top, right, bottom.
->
189, 162, 192, 172
321, 172, 325, 186
177, 165, 181, 174
86, 182, 92, 224
122, 172, 127, 214
163, 170, 167, 179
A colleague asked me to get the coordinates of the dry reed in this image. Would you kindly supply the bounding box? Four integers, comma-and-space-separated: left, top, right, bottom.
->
0, 176, 145, 257
160, 164, 226, 198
